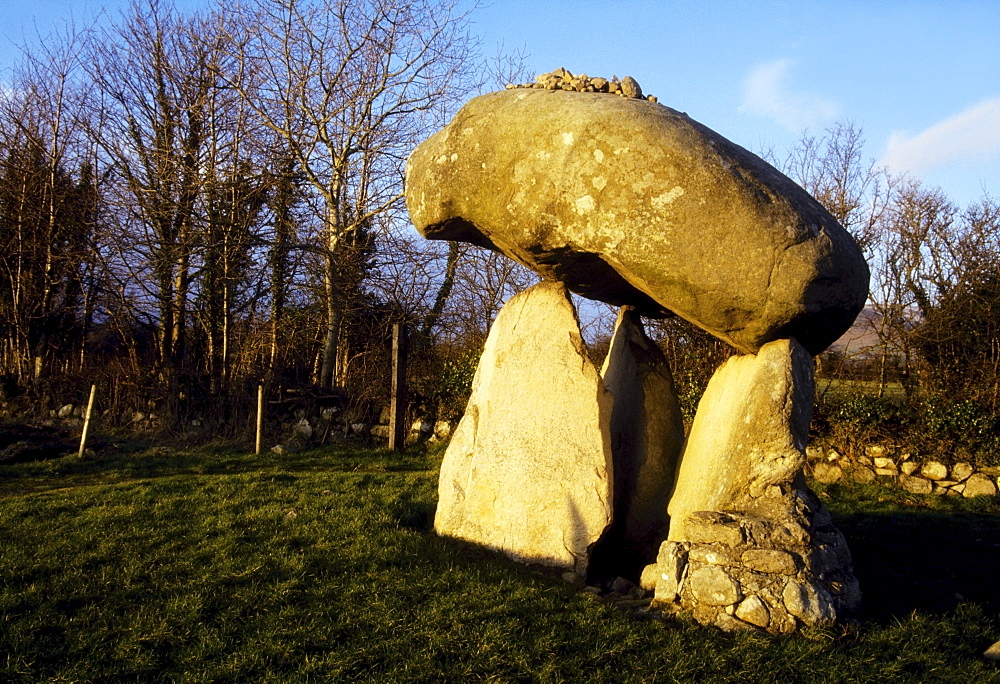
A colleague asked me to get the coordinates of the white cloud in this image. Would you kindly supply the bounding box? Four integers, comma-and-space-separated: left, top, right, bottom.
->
881, 97, 1000, 178
738, 59, 839, 132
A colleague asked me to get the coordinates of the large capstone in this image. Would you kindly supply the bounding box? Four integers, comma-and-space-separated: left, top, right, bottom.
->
405, 89, 869, 355
434, 281, 613, 575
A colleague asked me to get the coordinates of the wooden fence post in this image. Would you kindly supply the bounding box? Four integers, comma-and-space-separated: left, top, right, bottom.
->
255, 384, 264, 455
389, 323, 408, 451
78, 384, 97, 458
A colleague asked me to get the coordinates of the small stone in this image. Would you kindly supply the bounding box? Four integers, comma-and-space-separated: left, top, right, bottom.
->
828, 449, 842, 461
901, 474, 932, 494
741, 549, 799, 575
620, 76, 642, 99
609, 576, 637, 594
812, 461, 843, 484
647, 95, 658, 103
874, 468, 898, 478
963, 473, 998, 498
653, 540, 688, 602
433, 420, 452, 439
805, 446, 825, 461
782, 580, 835, 626
900, 461, 919, 476
865, 445, 888, 458
848, 466, 876, 484
689, 545, 738, 566
714, 612, 754, 631
561, 571, 581, 584
951, 462, 974, 482
639, 563, 659, 592
58, 404, 74, 419
293, 417, 313, 440
688, 565, 742, 607
985, 639, 1000, 661
681, 511, 744, 546
872, 456, 896, 470
921, 461, 949, 480
735, 595, 771, 629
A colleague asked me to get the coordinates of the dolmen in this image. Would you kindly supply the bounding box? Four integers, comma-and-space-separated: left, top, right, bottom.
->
405, 69, 869, 633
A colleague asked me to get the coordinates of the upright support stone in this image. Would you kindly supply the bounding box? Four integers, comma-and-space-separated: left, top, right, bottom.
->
650, 338, 860, 632
668, 338, 813, 531
589, 307, 685, 583
434, 282, 613, 575
389, 323, 408, 451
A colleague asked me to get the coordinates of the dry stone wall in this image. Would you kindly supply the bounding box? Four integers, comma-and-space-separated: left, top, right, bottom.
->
807, 443, 1000, 499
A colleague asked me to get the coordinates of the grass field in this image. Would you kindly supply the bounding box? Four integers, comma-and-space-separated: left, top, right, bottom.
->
2, 441, 1000, 682
815, 378, 908, 401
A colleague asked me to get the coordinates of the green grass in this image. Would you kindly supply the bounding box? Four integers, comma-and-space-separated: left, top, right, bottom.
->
816, 378, 907, 401
2, 443, 1000, 682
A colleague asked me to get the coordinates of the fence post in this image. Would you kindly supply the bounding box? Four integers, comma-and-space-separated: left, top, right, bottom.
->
255, 384, 264, 455
389, 323, 408, 451
78, 384, 97, 459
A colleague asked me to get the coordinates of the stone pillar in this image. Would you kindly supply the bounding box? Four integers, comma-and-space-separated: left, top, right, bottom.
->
434, 282, 614, 576
647, 338, 860, 632
588, 307, 685, 584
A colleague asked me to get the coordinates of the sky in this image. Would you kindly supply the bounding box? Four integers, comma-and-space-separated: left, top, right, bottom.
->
1, 0, 998, 208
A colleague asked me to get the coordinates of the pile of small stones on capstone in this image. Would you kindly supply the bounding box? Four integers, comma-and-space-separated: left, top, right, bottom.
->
506, 67, 658, 103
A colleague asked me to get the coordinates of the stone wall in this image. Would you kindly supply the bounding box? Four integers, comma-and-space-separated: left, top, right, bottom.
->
807, 443, 1000, 499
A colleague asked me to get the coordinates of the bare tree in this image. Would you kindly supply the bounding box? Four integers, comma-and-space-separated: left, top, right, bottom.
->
220, 0, 480, 389
0, 21, 94, 382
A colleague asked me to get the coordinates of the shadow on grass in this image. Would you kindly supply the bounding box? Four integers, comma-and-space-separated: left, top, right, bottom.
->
834, 508, 1000, 621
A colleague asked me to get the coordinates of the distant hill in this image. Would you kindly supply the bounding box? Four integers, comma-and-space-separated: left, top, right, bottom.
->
828, 307, 886, 358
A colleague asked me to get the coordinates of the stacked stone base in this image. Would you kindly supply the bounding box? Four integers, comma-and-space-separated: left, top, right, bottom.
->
645, 495, 860, 633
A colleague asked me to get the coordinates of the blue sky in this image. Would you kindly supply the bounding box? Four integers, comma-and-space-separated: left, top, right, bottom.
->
3, 0, 998, 207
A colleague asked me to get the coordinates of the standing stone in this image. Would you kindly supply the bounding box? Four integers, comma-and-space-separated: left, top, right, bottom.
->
589, 307, 685, 582
653, 338, 860, 632
668, 339, 813, 533
434, 282, 614, 575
